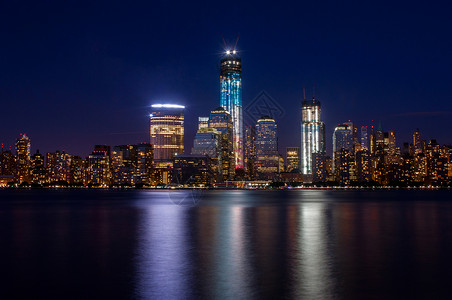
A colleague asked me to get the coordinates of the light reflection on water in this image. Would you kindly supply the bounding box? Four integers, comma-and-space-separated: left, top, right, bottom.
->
1, 189, 452, 299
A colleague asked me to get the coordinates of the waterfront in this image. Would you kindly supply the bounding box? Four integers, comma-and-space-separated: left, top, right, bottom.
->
1, 189, 452, 299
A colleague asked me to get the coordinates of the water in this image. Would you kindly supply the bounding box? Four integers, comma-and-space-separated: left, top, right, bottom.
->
1, 189, 452, 299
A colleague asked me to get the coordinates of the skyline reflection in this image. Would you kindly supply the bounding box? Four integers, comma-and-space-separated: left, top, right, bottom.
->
1, 189, 452, 299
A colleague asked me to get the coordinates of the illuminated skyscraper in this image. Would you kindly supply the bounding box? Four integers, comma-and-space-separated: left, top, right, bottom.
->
209, 107, 234, 181
413, 128, 422, 155
31, 150, 45, 184
256, 116, 279, 176
220, 50, 243, 169
301, 91, 325, 176
333, 123, 354, 171
150, 104, 185, 161
15, 134, 31, 183
361, 126, 369, 150
244, 125, 256, 179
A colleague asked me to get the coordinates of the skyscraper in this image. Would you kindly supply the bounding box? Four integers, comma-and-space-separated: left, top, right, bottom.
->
361, 126, 369, 150
209, 107, 234, 181
150, 104, 185, 161
413, 128, 422, 155
220, 51, 243, 169
333, 123, 355, 172
15, 134, 31, 183
301, 90, 325, 177
244, 125, 256, 180
255, 116, 279, 176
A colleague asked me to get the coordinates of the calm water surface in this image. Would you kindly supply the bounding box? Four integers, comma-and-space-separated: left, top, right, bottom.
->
1, 189, 452, 299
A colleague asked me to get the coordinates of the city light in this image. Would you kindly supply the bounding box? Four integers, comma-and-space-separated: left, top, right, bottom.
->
151, 104, 185, 109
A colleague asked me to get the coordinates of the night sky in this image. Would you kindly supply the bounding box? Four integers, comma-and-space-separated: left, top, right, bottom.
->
1, 1, 451, 157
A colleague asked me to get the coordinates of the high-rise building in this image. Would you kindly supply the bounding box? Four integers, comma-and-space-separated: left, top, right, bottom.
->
31, 150, 45, 184
209, 107, 234, 181
85, 145, 111, 186
0, 150, 16, 177
15, 134, 31, 183
301, 91, 325, 177
46, 150, 71, 183
333, 123, 355, 177
333, 124, 354, 155
255, 116, 279, 177
111, 145, 137, 185
150, 104, 185, 161
244, 125, 256, 180
413, 128, 422, 155
220, 51, 243, 169
69, 155, 84, 185
136, 143, 154, 186
286, 147, 300, 172
312, 152, 327, 182
388, 130, 397, 155
361, 126, 369, 150
191, 127, 219, 158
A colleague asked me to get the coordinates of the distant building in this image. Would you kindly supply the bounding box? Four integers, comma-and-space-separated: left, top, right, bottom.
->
0, 150, 16, 177
312, 152, 327, 182
244, 125, 256, 180
111, 145, 137, 185
209, 107, 234, 181
46, 150, 71, 183
286, 147, 300, 172
173, 154, 214, 186
15, 134, 31, 183
333, 123, 354, 171
85, 145, 111, 186
150, 104, 185, 162
413, 128, 423, 155
69, 156, 84, 185
136, 143, 154, 186
191, 127, 219, 158
255, 116, 279, 178
361, 126, 369, 150
31, 150, 46, 184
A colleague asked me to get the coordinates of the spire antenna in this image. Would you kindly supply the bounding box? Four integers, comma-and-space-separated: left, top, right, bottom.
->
303, 84, 306, 100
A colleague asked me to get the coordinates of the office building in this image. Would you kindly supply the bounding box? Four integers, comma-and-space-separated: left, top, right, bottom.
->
31, 150, 46, 184
286, 147, 300, 172
15, 134, 31, 183
255, 116, 279, 177
150, 104, 185, 161
209, 107, 234, 181
244, 125, 256, 180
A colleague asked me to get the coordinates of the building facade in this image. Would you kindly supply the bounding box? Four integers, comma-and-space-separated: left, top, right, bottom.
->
150, 104, 185, 162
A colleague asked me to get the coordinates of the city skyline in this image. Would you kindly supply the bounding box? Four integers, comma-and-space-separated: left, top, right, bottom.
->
1, 2, 451, 158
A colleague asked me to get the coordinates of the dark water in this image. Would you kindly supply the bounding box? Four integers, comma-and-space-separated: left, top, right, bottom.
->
1, 189, 452, 299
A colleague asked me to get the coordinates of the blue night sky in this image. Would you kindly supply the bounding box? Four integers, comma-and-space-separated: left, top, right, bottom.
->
1, 1, 451, 157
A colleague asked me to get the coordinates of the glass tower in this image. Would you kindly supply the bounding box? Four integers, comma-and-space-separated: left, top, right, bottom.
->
220, 51, 243, 169
301, 95, 325, 176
